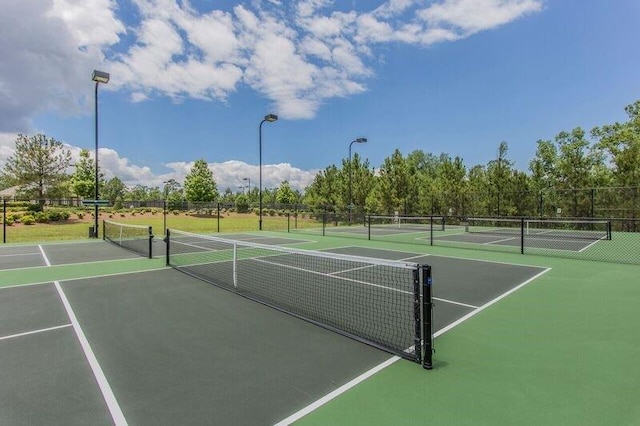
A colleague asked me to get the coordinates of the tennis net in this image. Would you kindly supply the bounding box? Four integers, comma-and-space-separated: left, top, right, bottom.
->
368, 215, 445, 233
465, 217, 612, 241
103, 220, 154, 258
166, 229, 434, 368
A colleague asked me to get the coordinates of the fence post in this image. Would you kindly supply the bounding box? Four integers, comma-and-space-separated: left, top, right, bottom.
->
163, 200, 167, 236
520, 217, 525, 254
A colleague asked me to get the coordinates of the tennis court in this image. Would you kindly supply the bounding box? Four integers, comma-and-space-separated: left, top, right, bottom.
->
0, 235, 547, 424
308, 215, 613, 254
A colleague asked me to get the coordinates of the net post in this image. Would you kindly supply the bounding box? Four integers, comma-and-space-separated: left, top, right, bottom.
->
367, 215, 371, 240
148, 226, 153, 259
421, 264, 434, 370
413, 268, 422, 364
607, 221, 612, 240
287, 212, 290, 233
165, 229, 171, 266
520, 217, 525, 254
217, 203, 220, 233
429, 216, 434, 246
102, 219, 105, 241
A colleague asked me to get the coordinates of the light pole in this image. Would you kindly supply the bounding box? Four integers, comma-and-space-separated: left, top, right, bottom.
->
92, 69, 109, 237
259, 114, 278, 230
243, 177, 251, 195
348, 137, 367, 224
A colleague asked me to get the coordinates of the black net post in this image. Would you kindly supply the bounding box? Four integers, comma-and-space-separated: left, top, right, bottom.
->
413, 268, 422, 364
429, 216, 434, 246
421, 265, 433, 370
287, 212, 290, 233
102, 219, 106, 241
367, 215, 371, 241
217, 203, 220, 233
148, 226, 153, 259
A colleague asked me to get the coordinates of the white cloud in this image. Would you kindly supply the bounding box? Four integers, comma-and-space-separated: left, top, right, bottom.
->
417, 0, 544, 36
0, 0, 123, 131
163, 160, 318, 192
0, 132, 18, 165
0, 0, 544, 128
0, 133, 317, 193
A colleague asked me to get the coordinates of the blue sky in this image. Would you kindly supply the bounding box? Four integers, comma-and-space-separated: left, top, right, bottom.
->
1, 0, 639, 192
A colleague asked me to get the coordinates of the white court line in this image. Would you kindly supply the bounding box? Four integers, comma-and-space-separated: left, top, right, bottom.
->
272, 266, 552, 426
38, 245, 51, 266
434, 267, 551, 338
273, 356, 401, 426
250, 257, 412, 295
54, 281, 127, 425
0, 267, 168, 291
329, 263, 377, 275
0, 252, 41, 258
483, 236, 517, 245
578, 238, 603, 253
0, 324, 72, 341
433, 297, 478, 309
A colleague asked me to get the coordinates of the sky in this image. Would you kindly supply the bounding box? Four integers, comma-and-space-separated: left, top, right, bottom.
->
0, 0, 639, 193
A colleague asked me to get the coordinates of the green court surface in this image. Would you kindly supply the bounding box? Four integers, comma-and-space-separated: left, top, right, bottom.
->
0, 233, 638, 425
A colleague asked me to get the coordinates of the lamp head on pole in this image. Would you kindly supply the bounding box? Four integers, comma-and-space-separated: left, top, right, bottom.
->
92, 70, 110, 84
353, 137, 367, 144
264, 113, 278, 123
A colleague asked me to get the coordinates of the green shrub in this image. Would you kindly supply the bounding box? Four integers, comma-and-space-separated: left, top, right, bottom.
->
268, 209, 276, 216
34, 212, 48, 223
4, 217, 14, 226
7, 201, 31, 209
21, 215, 35, 225
77, 213, 84, 219
46, 210, 69, 221
27, 203, 44, 213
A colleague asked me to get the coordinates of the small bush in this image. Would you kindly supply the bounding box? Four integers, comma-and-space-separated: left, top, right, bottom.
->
27, 204, 44, 213
21, 215, 35, 225
77, 213, 84, 220
35, 212, 48, 223
4, 217, 14, 226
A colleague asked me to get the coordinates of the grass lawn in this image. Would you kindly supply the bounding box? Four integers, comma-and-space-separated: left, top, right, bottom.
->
2, 210, 320, 243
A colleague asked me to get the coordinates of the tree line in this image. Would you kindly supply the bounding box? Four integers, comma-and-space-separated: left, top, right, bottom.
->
305, 100, 640, 218
1, 100, 638, 218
